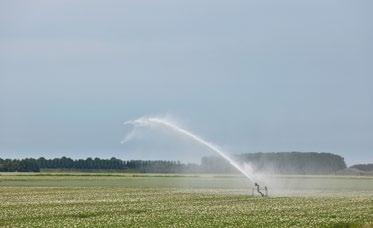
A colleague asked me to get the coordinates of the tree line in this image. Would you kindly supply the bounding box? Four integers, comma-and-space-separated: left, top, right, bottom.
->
201, 152, 347, 174
350, 163, 373, 172
0, 152, 348, 174
0, 157, 198, 173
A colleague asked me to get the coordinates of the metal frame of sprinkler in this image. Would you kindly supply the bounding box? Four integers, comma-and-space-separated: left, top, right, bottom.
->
252, 183, 268, 197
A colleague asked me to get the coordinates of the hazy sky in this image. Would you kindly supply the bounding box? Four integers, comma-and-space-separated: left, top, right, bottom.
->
0, 0, 372, 165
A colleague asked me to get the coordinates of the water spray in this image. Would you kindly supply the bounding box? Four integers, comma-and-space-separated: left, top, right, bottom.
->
122, 116, 268, 197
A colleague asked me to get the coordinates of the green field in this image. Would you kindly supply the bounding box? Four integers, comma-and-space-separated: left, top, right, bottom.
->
0, 173, 372, 227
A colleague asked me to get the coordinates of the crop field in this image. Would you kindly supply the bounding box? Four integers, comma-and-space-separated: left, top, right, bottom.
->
0, 173, 372, 227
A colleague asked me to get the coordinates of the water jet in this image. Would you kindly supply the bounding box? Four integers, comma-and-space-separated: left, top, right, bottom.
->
122, 116, 267, 195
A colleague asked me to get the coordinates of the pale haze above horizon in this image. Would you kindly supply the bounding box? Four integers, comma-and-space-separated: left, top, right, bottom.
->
0, 0, 372, 165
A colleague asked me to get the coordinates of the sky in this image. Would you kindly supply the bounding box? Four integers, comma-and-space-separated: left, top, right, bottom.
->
0, 0, 372, 165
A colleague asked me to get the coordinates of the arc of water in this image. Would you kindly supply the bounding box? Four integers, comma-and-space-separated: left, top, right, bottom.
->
123, 117, 256, 184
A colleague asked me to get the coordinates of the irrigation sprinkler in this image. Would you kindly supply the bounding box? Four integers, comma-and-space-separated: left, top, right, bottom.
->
252, 182, 268, 197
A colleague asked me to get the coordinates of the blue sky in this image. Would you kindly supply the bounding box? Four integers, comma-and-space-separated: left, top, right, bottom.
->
0, 0, 372, 165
